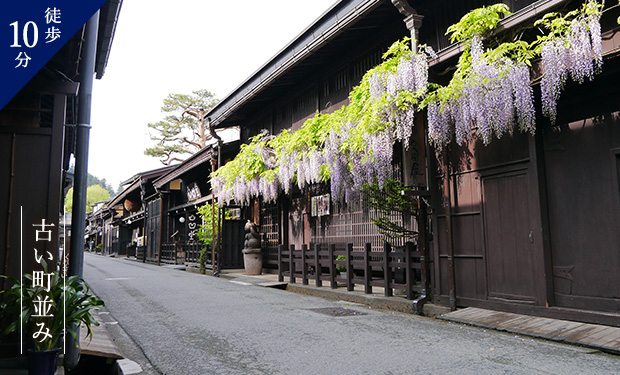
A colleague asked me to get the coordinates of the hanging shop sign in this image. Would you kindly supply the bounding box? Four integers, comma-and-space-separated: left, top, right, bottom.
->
311, 194, 330, 217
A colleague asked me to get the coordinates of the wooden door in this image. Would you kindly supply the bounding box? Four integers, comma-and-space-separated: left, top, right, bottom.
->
221, 209, 245, 269
146, 198, 161, 260
482, 170, 537, 303
288, 195, 310, 250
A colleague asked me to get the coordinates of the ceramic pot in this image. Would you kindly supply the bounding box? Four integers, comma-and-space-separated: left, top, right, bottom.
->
242, 248, 263, 275
27, 348, 60, 375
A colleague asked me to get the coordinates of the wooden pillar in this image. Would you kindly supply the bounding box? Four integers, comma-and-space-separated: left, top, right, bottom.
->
364, 243, 372, 294
384, 242, 393, 297
278, 244, 284, 282
301, 244, 308, 285
444, 151, 457, 311
314, 243, 322, 287
346, 243, 353, 292
289, 244, 296, 284
329, 244, 336, 289
406, 242, 413, 300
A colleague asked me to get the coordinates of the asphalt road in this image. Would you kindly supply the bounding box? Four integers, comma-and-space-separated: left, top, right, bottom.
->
83, 253, 620, 375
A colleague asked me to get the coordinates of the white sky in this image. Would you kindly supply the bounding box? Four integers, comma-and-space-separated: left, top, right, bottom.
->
90, 0, 336, 191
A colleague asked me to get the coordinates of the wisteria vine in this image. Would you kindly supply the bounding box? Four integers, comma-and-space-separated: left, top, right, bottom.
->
538, 0, 603, 124
211, 0, 605, 206
426, 4, 537, 149
211, 39, 432, 205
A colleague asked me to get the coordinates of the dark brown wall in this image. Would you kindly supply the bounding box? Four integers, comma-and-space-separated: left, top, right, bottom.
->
0, 93, 65, 283
432, 131, 548, 308
543, 115, 620, 312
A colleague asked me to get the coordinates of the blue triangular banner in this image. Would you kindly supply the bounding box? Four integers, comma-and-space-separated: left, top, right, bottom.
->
0, 0, 107, 111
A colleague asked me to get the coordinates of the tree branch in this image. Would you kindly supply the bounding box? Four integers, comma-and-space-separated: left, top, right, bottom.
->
160, 149, 186, 165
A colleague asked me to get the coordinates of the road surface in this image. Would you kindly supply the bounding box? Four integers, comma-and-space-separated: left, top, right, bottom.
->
83, 253, 620, 375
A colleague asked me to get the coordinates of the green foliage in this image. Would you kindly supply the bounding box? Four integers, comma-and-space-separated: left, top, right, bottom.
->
86, 174, 115, 196
65, 185, 111, 213
212, 38, 419, 196
485, 40, 537, 65
342, 39, 423, 156
64, 171, 115, 213
423, 2, 546, 124
446, 3, 512, 43
363, 180, 419, 242
145, 89, 220, 165
532, 0, 603, 54
335, 255, 346, 272
0, 261, 104, 351
195, 202, 220, 274
66, 168, 116, 196
211, 133, 272, 187
424, 3, 527, 112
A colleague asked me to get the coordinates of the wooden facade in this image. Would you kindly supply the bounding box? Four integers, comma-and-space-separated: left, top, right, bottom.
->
0, 1, 122, 359
101, 140, 246, 270
431, 56, 620, 325
0, 1, 121, 287
153, 140, 245, 270
104, 166, 174, 261
204, 0, 620, 325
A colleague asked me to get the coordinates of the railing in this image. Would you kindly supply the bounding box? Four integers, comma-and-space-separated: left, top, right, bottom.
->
278, 241, 430, 309
135, 246, 146, 262
184, 242, 203, 264
126, 243, 136, 258
160, 243, 176, 264
262, 246, 280, 274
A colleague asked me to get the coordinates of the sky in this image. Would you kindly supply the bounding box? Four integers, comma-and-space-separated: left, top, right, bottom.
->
89, 0, 336, 191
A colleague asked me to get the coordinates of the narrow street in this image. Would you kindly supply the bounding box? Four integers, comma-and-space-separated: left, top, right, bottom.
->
83, 253, 620, 375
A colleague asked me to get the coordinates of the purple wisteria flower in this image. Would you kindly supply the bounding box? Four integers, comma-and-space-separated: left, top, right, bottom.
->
427, 100, 452, 148
369, 71, 388, 99
278, 151, 296, 195
540, 13, 602, 124
427, 38, 535, 147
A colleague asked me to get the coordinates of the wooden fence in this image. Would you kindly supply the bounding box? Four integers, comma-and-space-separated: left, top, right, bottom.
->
160, 243, 176, 264
160, 242, 208, 267
135, 246, 146, 262
184, 242, 203, 264
278, 241, 429, 306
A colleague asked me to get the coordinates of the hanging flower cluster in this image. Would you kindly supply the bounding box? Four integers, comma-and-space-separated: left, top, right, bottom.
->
335, 42, 430, 198
425, 0, 603, 148
209, 134, 280, 206
424, 1, 539, 150
427, 35, 535, 148
538, 0, 603, 124
211, 39, 432, 205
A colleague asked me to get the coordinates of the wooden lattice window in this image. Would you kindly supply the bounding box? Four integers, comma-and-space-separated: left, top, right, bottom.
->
309, 158, 413, 252
261, 201, 280, 250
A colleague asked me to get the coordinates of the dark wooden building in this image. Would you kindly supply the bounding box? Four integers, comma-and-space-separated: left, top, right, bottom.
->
0, 1, 122, 286
106, 166, 175, 261
205, 0, 620, 325
152, 140, 245, 270
85, 201, 109, 254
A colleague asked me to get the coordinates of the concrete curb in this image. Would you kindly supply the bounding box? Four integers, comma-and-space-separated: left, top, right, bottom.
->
285, 283, 450, 318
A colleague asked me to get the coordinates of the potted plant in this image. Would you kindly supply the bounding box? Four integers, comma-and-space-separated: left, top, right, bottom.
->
0, 260, 104, 375
336, 255, 347, 279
